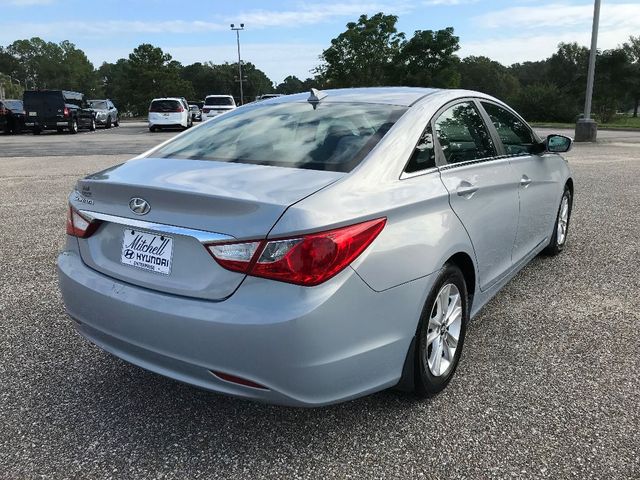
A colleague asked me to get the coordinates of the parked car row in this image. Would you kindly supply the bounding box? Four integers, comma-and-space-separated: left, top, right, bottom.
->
0, 89, 120, 135
148, 95, 237, 132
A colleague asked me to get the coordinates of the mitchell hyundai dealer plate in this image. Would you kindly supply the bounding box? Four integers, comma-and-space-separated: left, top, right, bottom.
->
121, 229, 173, 275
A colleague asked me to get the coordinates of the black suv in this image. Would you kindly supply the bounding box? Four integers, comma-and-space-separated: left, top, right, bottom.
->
23, 90, 96, 134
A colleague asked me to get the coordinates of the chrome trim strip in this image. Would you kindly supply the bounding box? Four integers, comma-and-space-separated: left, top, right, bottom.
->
399, 167, 439, 180
79, 210, 235, 244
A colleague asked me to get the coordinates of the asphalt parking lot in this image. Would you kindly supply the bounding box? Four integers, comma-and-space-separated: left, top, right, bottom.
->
0, 123, 638, 479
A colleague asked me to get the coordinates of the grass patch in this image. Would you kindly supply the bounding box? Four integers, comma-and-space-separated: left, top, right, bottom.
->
531, 114, 640, 130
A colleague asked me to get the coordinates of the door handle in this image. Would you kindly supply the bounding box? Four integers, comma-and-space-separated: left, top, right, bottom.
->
456, 180, 478, 198
520, 175, 532, 188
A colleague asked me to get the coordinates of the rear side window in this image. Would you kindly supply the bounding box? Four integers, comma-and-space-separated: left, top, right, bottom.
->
152, 102, 407, 173
90, 100, 108, 109
434, 101, 496, 164
3, 100, 23, 111
23, 91, 64, 107
481, 102, 536, 155
205, 97, 234, 106
150, 100, 181, 112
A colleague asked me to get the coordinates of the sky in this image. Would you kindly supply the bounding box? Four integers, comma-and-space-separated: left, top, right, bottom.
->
1, 0, 639, 83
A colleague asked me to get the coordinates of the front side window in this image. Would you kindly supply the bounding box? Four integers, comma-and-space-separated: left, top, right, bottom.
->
481, 102, 536, 155
434, 101, 496, 164
152, 102, 406, 173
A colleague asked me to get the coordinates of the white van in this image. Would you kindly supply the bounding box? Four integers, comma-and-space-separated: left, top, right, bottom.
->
148, 97, 192, 132
201, 95, 236, 120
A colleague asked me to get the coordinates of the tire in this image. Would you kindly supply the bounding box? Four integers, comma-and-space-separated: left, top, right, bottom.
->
89, 118, 96, 132
105, 117, 112, 129
33, 128, 41, 135
149, 126, 156, 132
415, 264, 469, 396
543, 186, 572, 256
69, 119, 79, 134
114, 116, 119, 127
56, 127, 64, 133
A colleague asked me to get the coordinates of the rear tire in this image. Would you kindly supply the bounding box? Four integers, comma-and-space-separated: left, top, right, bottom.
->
415, 264, 468, 397
69, 119, 78, 134
149, 126, 156, 132
543, 186, 572, 256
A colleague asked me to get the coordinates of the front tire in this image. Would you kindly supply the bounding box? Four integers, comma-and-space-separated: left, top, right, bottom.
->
105, 117, 112, 129
415, 264, 469, 396
114, 116, 119, 127
543, 186, 572, 256
89, 118, 96, 131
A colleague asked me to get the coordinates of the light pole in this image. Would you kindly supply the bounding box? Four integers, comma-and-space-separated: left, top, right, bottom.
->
575, 0, 601, 142
230, 23, 245, 105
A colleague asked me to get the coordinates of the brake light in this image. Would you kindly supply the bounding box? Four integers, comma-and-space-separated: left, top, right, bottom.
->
63, 107, 70, 117
206, 218, 386, 286
0, 107, 6, 115
66, 205, 100, 238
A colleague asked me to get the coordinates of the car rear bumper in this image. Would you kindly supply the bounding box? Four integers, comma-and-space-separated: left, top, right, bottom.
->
57, 241, 432, 406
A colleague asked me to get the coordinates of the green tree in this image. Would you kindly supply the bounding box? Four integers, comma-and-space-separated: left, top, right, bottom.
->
622, 36, 640, 117
512, 83, 576, 122
122, 44, 195, 115
458, 56, 519, 101
318, 13, 404, 87
593, 48, 631, 123
392, 27, 461, 88
276, 75, 304, 94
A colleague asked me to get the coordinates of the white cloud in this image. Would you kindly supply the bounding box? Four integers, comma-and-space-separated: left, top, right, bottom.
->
461, 2, 640, 65
475, 2, 640, 31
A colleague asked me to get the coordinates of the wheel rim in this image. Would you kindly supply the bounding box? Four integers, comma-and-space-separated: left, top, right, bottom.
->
557, 194, 570, 246
426, 283, 462, 377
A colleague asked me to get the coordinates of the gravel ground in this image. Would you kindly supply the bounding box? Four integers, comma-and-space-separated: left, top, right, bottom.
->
0, 125, 638, 479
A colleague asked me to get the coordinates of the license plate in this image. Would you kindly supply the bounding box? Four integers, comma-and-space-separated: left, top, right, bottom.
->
162, 113, 170, 117
29, 111, 37, 116
121, 229, 173, 275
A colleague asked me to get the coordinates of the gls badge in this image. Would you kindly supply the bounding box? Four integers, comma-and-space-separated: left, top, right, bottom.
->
129, 197, 151, 215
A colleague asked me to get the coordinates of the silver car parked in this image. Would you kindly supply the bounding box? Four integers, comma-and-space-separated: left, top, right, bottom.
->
58, 88, 573, 406
88, 99, 119, 128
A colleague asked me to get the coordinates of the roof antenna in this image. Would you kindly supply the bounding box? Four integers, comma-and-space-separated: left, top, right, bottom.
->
307, 88, 327, 109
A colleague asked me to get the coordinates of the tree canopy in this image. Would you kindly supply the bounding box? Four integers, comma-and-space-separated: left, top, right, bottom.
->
1, 13, 638, 122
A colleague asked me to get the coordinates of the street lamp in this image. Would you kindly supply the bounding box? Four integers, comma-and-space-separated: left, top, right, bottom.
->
230, 23, 245, 105
575, 0, 601, 142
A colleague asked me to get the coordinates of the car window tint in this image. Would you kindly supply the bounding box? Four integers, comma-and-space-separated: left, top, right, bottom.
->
152, 102, 407, 173
405, 124, 436, 173
434, 102, 496, 164
205, 97, 234, 106
481, 102, 535, 155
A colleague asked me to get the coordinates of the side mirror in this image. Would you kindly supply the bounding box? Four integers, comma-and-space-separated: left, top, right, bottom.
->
546, 134, 572, 153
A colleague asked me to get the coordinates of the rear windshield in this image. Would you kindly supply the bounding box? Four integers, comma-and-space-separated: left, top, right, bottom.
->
3, 100, 23, 111
89, 100, 108, 109
205, 97, 234, 106
150, 100, 181, 112
151, 102, 407, 173
24, 91, 63, 106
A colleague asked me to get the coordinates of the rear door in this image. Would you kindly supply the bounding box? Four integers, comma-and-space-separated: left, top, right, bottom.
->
436, 100, 521, 290
479, 101, 560, 264
24, 91, 64, 124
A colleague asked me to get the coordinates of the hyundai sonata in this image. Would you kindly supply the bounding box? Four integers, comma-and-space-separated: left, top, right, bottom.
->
58, 87, 573, 406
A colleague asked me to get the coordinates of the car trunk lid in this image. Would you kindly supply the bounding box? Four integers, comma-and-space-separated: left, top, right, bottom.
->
72, 157, 343, 300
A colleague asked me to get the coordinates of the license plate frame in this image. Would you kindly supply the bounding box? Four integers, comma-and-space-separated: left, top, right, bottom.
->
121, 228, 174, 275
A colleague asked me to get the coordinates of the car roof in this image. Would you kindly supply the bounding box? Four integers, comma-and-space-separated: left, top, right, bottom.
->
205, 94, 234, 98
267, 87, 441, 107
151, 97, 183, 101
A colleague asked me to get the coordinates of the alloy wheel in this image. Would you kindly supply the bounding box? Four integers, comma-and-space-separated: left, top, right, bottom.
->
426, 283, 462, 377
557, 194, 569, 246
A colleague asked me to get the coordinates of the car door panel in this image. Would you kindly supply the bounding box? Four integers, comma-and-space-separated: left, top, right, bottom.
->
433, 100, 520, 291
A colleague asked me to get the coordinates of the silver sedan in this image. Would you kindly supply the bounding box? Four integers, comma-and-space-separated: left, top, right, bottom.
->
58, 87, 573, 406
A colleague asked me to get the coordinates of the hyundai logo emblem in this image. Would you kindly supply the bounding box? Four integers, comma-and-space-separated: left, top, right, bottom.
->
129, 197, 151, 215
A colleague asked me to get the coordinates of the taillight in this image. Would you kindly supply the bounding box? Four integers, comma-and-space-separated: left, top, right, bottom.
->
66, 205, 100, 238
63, 107, 70, 117
206, 218, 386, 286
